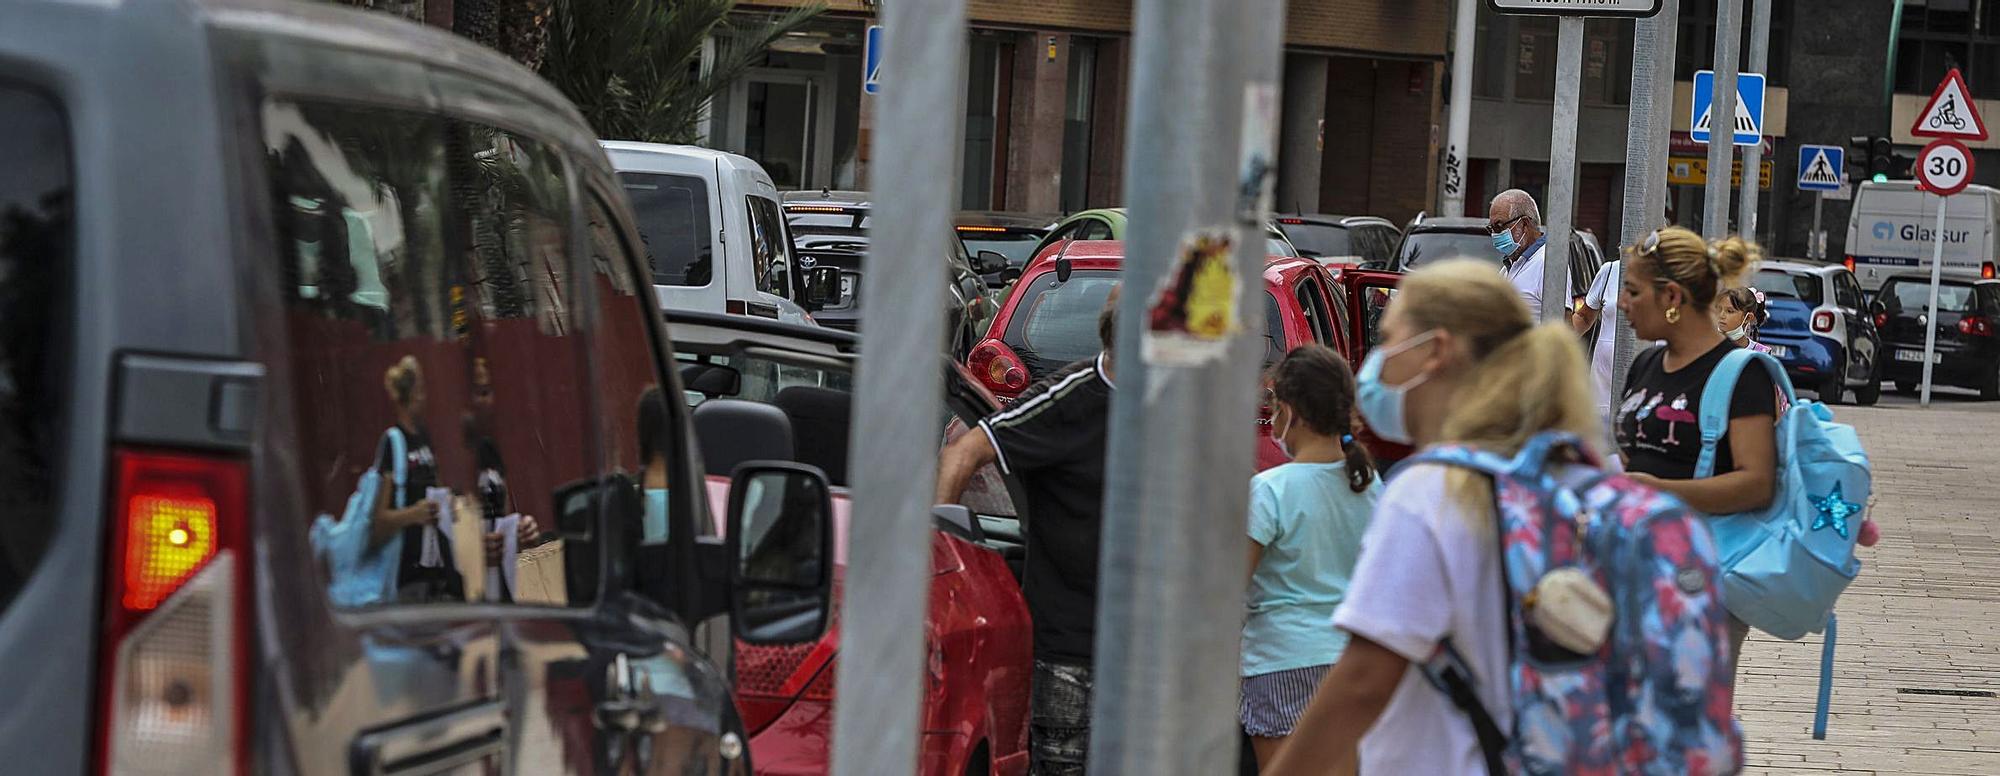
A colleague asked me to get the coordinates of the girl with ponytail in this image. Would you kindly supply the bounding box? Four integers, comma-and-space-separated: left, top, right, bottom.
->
1239, 344, 1378, 770
1267, 260, 1608, 775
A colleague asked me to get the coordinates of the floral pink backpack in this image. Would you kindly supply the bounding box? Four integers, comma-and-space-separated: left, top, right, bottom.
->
1410, 432, 1743, 776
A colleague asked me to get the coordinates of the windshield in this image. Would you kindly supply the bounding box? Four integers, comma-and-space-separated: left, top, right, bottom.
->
1884, 280, 1977, 313
787, 208, 870, 237
961, 230, 1044, 266
1751, 269, 1823, 307
1004, 269, 1286, 379
1281, 224, 1351, 257
1399, 231, 1495, 270
620, 172, 714, 286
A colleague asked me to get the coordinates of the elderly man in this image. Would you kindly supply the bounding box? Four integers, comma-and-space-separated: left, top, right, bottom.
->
1488, 189, 1549, 320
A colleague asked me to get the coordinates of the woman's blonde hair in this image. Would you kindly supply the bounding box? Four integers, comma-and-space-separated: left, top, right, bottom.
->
383, 355, 422, 408
1628, 226, 1761, 311
1395, 260, 1603, 516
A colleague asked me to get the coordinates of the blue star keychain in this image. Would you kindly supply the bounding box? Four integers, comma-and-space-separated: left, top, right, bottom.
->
1811, 483, 1861, 539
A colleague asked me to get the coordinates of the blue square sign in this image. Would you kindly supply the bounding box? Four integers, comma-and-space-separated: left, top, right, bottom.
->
1796, 144, 1845, 192
864, 25, 883, 95
1691, 70, 1766, 146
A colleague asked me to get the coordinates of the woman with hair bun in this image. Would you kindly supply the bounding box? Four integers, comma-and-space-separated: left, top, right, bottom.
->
374, 355, 463, 601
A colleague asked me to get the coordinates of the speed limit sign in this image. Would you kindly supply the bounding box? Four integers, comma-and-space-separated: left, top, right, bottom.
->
1917, 138, 1975, 197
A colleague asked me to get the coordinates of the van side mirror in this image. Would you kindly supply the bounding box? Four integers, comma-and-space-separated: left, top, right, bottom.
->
803, 266, 841, 310
974, 250, 1010, 275
727, 462, 835, 645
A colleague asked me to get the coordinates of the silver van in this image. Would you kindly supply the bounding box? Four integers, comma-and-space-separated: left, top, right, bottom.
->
1844, 180, 2000, 293
0, 1, 833, 773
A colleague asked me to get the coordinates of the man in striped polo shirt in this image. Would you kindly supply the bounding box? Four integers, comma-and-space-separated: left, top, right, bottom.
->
936, 288, 1117, 776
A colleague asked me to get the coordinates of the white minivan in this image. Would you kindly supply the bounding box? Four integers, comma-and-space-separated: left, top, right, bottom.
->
1845, 180, 2000, 294
603, 141, 835, 323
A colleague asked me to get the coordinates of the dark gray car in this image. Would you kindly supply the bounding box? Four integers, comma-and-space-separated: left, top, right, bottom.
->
0, 2, 835, 773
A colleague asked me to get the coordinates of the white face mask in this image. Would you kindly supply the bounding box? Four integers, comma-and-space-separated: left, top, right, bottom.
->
1725, 323, 1750, 342
1273, 406, 1296, 460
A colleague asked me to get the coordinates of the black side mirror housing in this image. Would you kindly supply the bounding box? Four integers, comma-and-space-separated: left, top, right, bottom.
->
803, 266, 841, 310
1868, 298, 1888, 316
930, 504, 983, 543
974, 250, 1010, 275
551, 473, 642, 607
727, 462, 836, 645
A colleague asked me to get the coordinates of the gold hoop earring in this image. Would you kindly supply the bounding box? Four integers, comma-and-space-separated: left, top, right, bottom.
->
1665, 306, 1682, 324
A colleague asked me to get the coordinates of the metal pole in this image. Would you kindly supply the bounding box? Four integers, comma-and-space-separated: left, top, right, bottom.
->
1704, 0, 1743, 241
1738, 0, 1772, 240
833, 0, 965, 773
1887, 2, 1907, 138
1811, 192, 1825, 260
1442, 0, 1478, 217
1921, 194, 1948, 407
1542, 17, 1583, 325
1617, 2, 1680, 419
1091, 0, 1284, 771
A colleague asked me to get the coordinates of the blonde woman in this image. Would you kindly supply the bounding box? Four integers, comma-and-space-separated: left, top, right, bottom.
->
375, 356, 461, 601
1264, 260, 1608, 775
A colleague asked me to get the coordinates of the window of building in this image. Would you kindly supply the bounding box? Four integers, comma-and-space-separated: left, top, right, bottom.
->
1897, 0, 2000, 98
1516, 17, 1559, 101
1673, 0, 1793, 88
1473, 11, 1510, 99
1061, 38, 1100, 214
962, 35, 1010, 210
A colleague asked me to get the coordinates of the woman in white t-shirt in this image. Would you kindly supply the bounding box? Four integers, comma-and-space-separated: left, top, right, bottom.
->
1264, 259, 1603, 776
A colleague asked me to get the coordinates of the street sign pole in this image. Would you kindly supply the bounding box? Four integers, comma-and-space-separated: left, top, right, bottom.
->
1914, 137, 1977, 407
1442, 0, 1478, 217
1737, 0, 1771, 240
1811, 192, 1824, 260
1922, 195, 1947, 407
1616, 0, 1680, 419
1543, 16, 1583, 324
833, 1, 965, 774
1091, 0, 1284, 771
1703, 0, 1742, 241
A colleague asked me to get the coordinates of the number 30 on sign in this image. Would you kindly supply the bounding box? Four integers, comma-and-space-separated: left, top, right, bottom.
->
1917, 138, 1975, 197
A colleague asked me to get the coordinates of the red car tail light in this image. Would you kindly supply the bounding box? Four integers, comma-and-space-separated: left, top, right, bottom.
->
1874, 312, 1890, 328
1812, 311, 1837, 334
1843, 256, 1857, 273
966, 338, 1030, 395
1960, 315, 1995, 337
98, 449, 249, 776
1985, 262, 1997, 280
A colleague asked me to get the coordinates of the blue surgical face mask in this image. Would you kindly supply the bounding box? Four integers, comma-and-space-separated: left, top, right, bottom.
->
1355, 330, 1439, 445
642, 488, 670, 546
1492, 228, 1518, 258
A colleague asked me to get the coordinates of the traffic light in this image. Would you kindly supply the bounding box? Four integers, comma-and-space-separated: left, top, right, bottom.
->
1870, 136, 1894, 182
1847, 136, 1905, 183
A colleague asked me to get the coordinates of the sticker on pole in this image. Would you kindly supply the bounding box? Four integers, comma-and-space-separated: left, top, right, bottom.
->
1143, 230, 1240, 368
1916, 139, 1974, 197
1910, 68, 1987, 141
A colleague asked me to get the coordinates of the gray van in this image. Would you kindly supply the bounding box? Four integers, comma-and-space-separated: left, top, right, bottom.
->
0, 1, 833, 773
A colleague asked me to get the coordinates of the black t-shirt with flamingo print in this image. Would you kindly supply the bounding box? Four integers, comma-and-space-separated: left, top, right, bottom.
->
1617, 340, 1777, 480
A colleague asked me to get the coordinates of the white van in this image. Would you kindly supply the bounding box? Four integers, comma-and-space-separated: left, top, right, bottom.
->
1845, 180, 2000, 294
602, 141, 832, 323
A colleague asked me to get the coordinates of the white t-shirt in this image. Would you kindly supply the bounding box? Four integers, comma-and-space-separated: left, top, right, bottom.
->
1504, 241, 1549, 320
1332, 463, 1511, 776
1584, 260, 1624, 414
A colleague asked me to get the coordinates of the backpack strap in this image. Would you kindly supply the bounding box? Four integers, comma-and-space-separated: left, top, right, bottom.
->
386, 427, 409, 507
1422, 639, 1510, 776
1695, 348, 1797, 479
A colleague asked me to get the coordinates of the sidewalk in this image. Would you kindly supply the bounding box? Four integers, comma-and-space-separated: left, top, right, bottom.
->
1737, 397, 2000, 775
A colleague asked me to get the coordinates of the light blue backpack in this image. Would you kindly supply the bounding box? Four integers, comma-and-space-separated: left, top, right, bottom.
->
1696, 349, 1869, 640
311, 428, 408, 607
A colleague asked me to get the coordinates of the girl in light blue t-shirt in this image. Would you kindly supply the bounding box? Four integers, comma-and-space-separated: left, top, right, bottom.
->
1241, 344, 1381, 770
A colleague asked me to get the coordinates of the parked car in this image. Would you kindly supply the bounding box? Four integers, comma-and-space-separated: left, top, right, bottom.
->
1393, 214, 1602, 300
667, 310, 1034, 775
0, 2, 832, 773
1029, 208, 1303, 263
604, 141, 831, 323
1272, 214, 1400, 267
782, 192, 1003, 357
956, 211, 1059, 285
1871, 275, 2000, 399
1844, 180, 2000, 293
1751, 261, 1884, 404
966, 241, 1408, 469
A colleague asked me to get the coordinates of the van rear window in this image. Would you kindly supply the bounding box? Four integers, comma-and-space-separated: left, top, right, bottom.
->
620, 172, 714, 287
0, 83, 70, 616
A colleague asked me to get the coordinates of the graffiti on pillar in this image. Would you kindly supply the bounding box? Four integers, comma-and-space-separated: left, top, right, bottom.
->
1442, 145, 1465, 200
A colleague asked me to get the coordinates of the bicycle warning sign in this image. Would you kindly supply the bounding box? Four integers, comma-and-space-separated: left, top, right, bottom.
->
1912, 68, 1989, 142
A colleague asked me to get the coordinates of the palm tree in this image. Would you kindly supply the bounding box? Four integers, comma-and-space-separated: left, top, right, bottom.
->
539, 0, 823, 143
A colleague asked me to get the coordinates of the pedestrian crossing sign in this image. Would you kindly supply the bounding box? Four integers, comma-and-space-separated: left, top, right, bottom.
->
1797, 144, 1845, 192
1690, 70, 1766, 147
864, 25, 883, 95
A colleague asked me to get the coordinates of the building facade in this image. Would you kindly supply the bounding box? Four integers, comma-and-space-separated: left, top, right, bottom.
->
720, 0, 1450, 223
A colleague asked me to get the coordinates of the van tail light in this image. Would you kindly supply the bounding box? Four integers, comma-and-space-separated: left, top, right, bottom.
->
1875, 312, 1890, 328
1960, 315, 1995, 337
1984, 262, 1997, 280
1812, 311, 1837, 334
98, 449, 249, 776
966, 338, 1031, 396
1843, 256, 1857, 273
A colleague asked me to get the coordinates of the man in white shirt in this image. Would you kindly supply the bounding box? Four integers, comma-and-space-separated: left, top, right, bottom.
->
1573, 257, 1624, 426
1488, 189, 1549, 320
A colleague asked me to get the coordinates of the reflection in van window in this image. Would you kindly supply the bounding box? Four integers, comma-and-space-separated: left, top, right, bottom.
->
0, 82, 70, 617
621, 172, 713, 288
747, 196, 793, 297
268, 100, 598, 609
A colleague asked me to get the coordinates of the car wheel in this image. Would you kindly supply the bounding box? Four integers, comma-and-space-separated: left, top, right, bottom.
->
1817, 371, 1844, 404
1852, 375, 1882, 406
1982, 360, 2000, 401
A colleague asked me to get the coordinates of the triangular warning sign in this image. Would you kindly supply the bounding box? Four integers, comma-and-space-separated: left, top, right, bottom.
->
1912, 68, 1989, 141
1694, 90, 1760, 140
1802, 150, 1841, 186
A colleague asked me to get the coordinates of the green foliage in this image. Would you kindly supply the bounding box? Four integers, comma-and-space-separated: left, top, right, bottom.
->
540, 0, 823, 143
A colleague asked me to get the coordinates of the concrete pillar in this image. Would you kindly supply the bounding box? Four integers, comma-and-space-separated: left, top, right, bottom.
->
1277, 53, 1330, 215
1005, 31, 1069, 213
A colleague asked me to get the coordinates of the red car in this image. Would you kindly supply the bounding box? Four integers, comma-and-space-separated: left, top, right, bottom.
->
966, 240, 1409, 468
670, 310, 1035, 775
